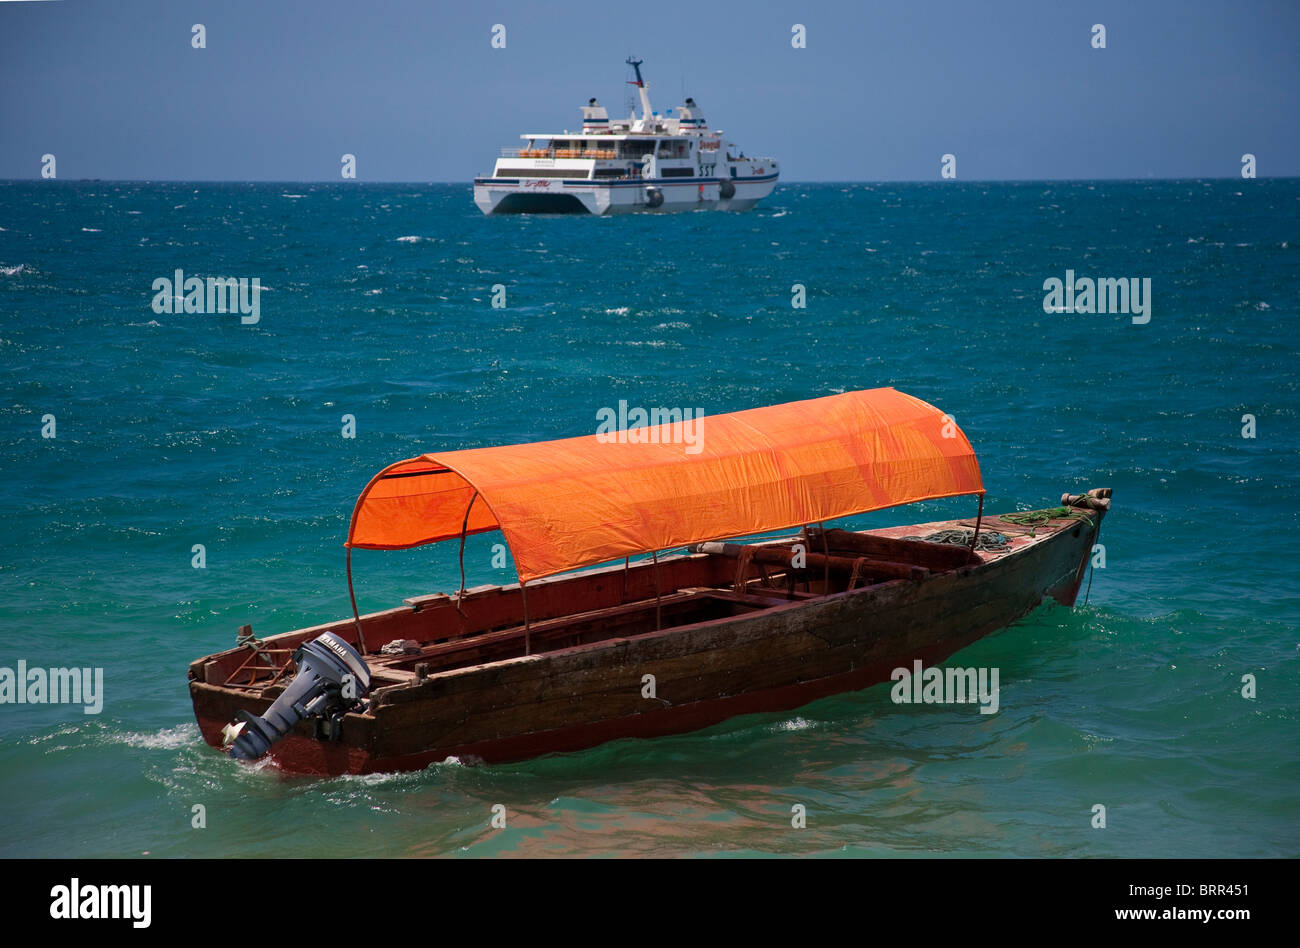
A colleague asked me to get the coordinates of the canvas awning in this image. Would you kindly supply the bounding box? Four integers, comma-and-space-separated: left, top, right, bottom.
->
345, 387, 983, 582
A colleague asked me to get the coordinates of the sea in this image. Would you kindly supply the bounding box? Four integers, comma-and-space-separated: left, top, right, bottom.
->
0, 179, 1296, 858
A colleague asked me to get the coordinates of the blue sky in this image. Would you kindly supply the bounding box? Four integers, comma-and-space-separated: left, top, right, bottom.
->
1, 0, 1296, 181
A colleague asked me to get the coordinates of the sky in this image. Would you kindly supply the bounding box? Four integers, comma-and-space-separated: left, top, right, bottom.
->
0, 0, 1296, 181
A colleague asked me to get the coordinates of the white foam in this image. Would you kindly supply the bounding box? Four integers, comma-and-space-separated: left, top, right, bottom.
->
117, 724, 199, 750
775, 716, 815, 732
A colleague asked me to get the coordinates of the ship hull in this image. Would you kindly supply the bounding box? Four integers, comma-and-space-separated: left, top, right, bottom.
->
473, 173, 779, 216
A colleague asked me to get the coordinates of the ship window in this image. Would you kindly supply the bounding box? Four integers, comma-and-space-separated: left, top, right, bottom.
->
730, 167, 737, 178
495, 168, 578, 178
618, 140, 656, 159
661, 168, 693, 177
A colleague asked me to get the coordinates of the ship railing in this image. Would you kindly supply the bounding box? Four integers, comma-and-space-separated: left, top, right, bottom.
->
499, 148, 619, 159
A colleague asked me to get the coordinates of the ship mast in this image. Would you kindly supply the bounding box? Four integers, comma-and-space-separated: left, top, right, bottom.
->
626, 56, 655, 130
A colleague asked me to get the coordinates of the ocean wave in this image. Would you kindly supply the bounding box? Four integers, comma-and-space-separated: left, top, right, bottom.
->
24, 721, 201, 754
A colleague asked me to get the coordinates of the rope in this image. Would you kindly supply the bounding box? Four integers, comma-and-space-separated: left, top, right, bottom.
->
848, 556, 871, 590
902, 529, 1009, 552
733, 546, 755, 595
235, 627, 276, 669
997, 506, 1092, 536
1083, 520, 1102, 607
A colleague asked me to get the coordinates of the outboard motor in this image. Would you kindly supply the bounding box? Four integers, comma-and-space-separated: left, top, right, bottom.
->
225, 631, 371, 761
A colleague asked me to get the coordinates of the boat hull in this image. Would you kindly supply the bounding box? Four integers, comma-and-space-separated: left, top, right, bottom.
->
190, 504, 1102, 775
473, 173, 778, 216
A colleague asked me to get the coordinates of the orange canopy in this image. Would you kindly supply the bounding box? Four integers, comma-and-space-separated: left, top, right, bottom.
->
346, 388, 983, 582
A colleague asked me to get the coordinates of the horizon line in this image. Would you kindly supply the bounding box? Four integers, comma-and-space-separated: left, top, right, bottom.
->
1, 175, 1294, 186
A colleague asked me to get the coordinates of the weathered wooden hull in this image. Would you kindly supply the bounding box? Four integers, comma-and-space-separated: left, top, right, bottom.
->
190, 502, 1104, 775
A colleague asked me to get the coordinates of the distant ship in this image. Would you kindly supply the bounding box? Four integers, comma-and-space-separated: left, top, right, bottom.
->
473, 58, 779, 215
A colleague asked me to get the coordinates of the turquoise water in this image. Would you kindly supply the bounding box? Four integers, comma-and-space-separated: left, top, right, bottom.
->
0, 180, 1296, 857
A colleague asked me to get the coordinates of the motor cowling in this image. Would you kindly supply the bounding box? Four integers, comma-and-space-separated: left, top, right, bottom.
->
225, 631, 371, 761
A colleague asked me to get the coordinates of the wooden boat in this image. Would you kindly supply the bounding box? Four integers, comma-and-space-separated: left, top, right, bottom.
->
187, 388, 1109, 775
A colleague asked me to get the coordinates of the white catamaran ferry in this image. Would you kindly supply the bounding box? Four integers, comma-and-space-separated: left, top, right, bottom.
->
474, 58, 779, 215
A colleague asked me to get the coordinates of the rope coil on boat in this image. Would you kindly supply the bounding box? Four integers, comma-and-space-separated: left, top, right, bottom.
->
902, 529, 1010, 552
998, 506, 1094, 536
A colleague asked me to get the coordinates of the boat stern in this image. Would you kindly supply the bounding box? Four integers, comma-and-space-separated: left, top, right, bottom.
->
719, 158, 779, 210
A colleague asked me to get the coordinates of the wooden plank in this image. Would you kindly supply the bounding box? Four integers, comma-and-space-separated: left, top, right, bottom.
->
817, 527, 980, 569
